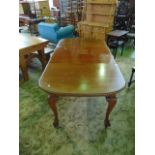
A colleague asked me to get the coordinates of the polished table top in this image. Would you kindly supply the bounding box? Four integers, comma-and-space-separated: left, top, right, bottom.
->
39, 38, 125, 96
19, 33, 48, 52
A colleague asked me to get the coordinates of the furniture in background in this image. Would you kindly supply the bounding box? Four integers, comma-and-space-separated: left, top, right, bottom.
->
126, 25, 135, 48
51, 6, 60, 21
107, 30, 129, 58
19, 0, 52, 33
39, 38, 125, 129
127, 33, 135, 48
19, 1, 36, 19
128, 67, 135, 87
78, 0, 117, 40
19, 0, 51, 19
59, 0, 84, 26
37, 22, 75, 44
114, 0, 135, 31
19, 33, 48, 81
114, 1, 129, 30
35, 0, 51, 18
19, 16, 45, 34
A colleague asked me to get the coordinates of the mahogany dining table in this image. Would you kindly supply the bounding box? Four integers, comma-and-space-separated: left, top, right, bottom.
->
39, 38, 125, 128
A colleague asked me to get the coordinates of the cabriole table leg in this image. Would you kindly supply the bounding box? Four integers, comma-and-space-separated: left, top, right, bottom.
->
48, 94, 59, 128
104, 94, 117, 128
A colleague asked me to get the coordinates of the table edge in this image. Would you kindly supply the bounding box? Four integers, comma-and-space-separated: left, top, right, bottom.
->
38, 79, 126, 97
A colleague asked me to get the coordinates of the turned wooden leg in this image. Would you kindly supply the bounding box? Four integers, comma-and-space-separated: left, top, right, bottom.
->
48, 94, 59, 128
121, 43, 125, 56
114, 47, 118, 59
104, 94, 117, 128
37, 49, 47, 69
20, 55, 29, 81
128, 67, 135, 87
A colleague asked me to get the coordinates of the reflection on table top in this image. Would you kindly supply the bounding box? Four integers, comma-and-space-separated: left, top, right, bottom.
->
39, 38, 125, 96
107, 30, 129, 37
19, 33, 48, 51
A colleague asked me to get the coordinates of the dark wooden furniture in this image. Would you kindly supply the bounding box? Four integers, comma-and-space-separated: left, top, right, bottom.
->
114, 1, 129, 30
39, 38, 125, 128
59, 0, 84, 26
19, 15, 45, 33
19, 33, 48, 81
128, 67, 135, 87
107, 30, 129, 58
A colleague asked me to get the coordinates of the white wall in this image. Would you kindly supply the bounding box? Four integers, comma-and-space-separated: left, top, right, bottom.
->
48, 0, 53, 8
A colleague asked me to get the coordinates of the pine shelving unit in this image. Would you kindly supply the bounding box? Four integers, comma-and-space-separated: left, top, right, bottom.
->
78, 0, 117, 40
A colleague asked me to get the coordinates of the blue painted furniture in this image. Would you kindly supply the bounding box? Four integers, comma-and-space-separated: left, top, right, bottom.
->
37, 22, 75, 44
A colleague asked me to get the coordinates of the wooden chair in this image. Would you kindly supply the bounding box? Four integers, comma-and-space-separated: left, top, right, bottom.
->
107, 38, 126, 58
107, 30, 129, 58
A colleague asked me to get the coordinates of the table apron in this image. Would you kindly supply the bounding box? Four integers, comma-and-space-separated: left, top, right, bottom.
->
19, 43, 48, 55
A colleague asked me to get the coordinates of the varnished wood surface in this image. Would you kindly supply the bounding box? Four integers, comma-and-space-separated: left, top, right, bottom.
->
19, 33, 48, 53
39, 38, 125, 96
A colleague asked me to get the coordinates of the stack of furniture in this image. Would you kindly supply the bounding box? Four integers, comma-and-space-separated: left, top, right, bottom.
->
19, 0, 51, 19
114, 0, 135, 31
114, 0, 128, 30
59, 0, 84, 26
78, 0, 117, 40
19, 0, 51, 33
